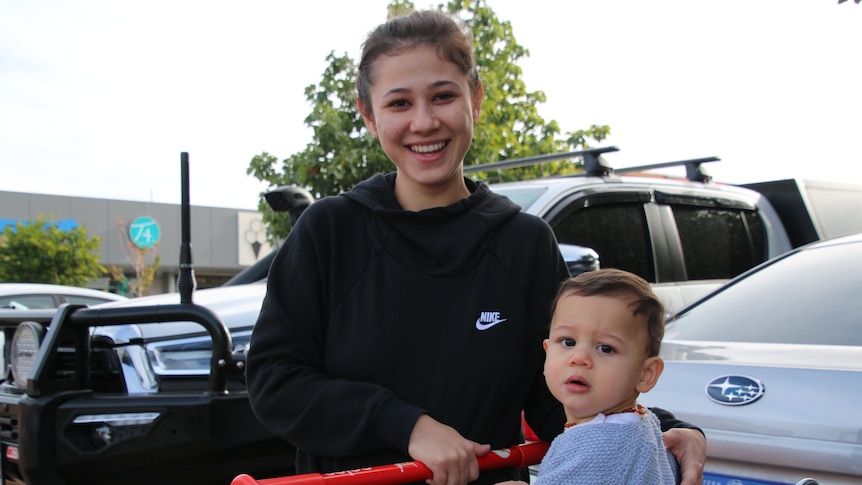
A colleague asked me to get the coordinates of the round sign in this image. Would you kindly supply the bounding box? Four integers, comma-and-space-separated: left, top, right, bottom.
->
129, 216, 161, 248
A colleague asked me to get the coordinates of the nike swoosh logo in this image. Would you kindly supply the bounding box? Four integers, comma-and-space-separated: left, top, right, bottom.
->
476, 318, 507, 331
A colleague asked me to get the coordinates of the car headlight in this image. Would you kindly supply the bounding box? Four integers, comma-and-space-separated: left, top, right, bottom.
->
10, 321, 46, 388
146, 330, 251, 376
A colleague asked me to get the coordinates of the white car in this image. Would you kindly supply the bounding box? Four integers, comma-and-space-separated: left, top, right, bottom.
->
0, 283, 127, 309
640, 234, 862, 485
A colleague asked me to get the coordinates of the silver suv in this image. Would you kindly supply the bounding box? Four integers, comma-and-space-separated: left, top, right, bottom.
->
473, 147, 790, 310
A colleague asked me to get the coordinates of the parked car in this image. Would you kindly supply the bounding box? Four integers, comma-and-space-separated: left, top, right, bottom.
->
470, 148, 793, 313
0, 283, 127, 309
0, 147, 825, 484
639, 233, 862, 485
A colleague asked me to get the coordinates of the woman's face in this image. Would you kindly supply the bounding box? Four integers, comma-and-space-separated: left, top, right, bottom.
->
359, 45, 482, 206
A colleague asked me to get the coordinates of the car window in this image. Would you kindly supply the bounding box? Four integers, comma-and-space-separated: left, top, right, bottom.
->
671, 205, 767, 279
490, 186, 548, 210
65, 295, 114, 306
550, 202, 654, 282
0, 294, 56, 309
667, 241, 862, 346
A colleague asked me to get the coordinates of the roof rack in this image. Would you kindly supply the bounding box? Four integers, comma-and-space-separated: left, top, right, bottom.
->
463, 146, 620, 176
463, 147, 719, 183
614, 156, 720, 183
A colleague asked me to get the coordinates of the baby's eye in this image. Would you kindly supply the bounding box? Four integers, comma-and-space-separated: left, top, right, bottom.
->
597, 344, 615, 354
560, 338, 575, 348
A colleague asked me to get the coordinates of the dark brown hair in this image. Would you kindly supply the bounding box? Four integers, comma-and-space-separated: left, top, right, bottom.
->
551, 269, 666, 357
356, 10, 480, 115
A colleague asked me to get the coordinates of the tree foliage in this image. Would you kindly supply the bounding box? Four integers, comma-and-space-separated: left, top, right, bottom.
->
450, 0, 609, 178
247, 0, 609, 241
0, 215, 106, 286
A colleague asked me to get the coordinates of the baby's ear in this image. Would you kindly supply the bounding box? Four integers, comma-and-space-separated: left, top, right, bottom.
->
636, 356, 664, 393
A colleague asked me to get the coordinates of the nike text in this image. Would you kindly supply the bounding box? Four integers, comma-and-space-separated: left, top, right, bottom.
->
476, 311, 507, 331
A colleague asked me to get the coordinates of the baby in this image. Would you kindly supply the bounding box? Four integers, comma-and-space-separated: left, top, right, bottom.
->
504, 268, 679, 484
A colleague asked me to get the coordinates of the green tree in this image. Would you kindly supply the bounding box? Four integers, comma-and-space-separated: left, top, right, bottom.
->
0, 215, 106, 286
247, 0, 609, 241
448, 0, 609, 181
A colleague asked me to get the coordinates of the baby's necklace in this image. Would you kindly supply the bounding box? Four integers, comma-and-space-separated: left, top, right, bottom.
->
564, 403, 647, 428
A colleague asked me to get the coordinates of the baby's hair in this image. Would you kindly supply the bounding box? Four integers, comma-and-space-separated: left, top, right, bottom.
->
551, 269, 666, 357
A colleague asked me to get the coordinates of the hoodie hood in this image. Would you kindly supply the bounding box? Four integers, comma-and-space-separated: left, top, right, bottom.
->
341, 173, 521, 275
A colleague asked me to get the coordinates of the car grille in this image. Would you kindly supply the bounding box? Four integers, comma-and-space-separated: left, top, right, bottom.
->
0, 403, 25, 485
51, 344, 126, 393
0, 410, 18, 442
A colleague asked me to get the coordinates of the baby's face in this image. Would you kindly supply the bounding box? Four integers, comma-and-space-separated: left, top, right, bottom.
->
543, 293, 653, 423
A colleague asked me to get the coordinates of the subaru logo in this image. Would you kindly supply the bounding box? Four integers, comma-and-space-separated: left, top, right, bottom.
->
705, 375, 765, 406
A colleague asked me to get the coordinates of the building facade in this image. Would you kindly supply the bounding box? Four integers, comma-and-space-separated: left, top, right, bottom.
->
0, 190, 274, 294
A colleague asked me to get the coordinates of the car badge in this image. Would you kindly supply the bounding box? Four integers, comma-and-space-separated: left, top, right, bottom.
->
705, 375, 765, 406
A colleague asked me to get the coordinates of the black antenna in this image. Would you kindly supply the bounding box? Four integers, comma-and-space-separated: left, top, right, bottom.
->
177, 152, 196, 304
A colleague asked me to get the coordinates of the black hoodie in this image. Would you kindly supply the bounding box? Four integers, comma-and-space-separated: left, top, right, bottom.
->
247, 173, 696, 483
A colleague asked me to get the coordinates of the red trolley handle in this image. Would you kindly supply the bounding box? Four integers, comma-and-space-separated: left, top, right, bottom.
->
231, 441, 550, 485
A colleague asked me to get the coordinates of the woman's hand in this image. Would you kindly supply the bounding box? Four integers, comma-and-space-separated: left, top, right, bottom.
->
663, 428, 706, 485
408, 414, 491, 485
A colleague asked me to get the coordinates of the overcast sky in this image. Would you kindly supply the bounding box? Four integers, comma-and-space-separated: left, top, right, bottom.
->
1, 1, 859, 210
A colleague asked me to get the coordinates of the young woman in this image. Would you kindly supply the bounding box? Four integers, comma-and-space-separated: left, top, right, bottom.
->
247, 10, 705, 485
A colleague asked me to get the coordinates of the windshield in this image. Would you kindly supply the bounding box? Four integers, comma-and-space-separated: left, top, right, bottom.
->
666, 240, 862, 346
488, 185, 548, 211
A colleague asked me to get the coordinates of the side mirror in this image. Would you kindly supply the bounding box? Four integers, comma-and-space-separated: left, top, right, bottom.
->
264, 186, 315, 226
558, 244, 600, 276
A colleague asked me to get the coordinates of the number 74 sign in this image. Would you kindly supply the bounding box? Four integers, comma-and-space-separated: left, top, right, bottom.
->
129, 216, 160, 249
